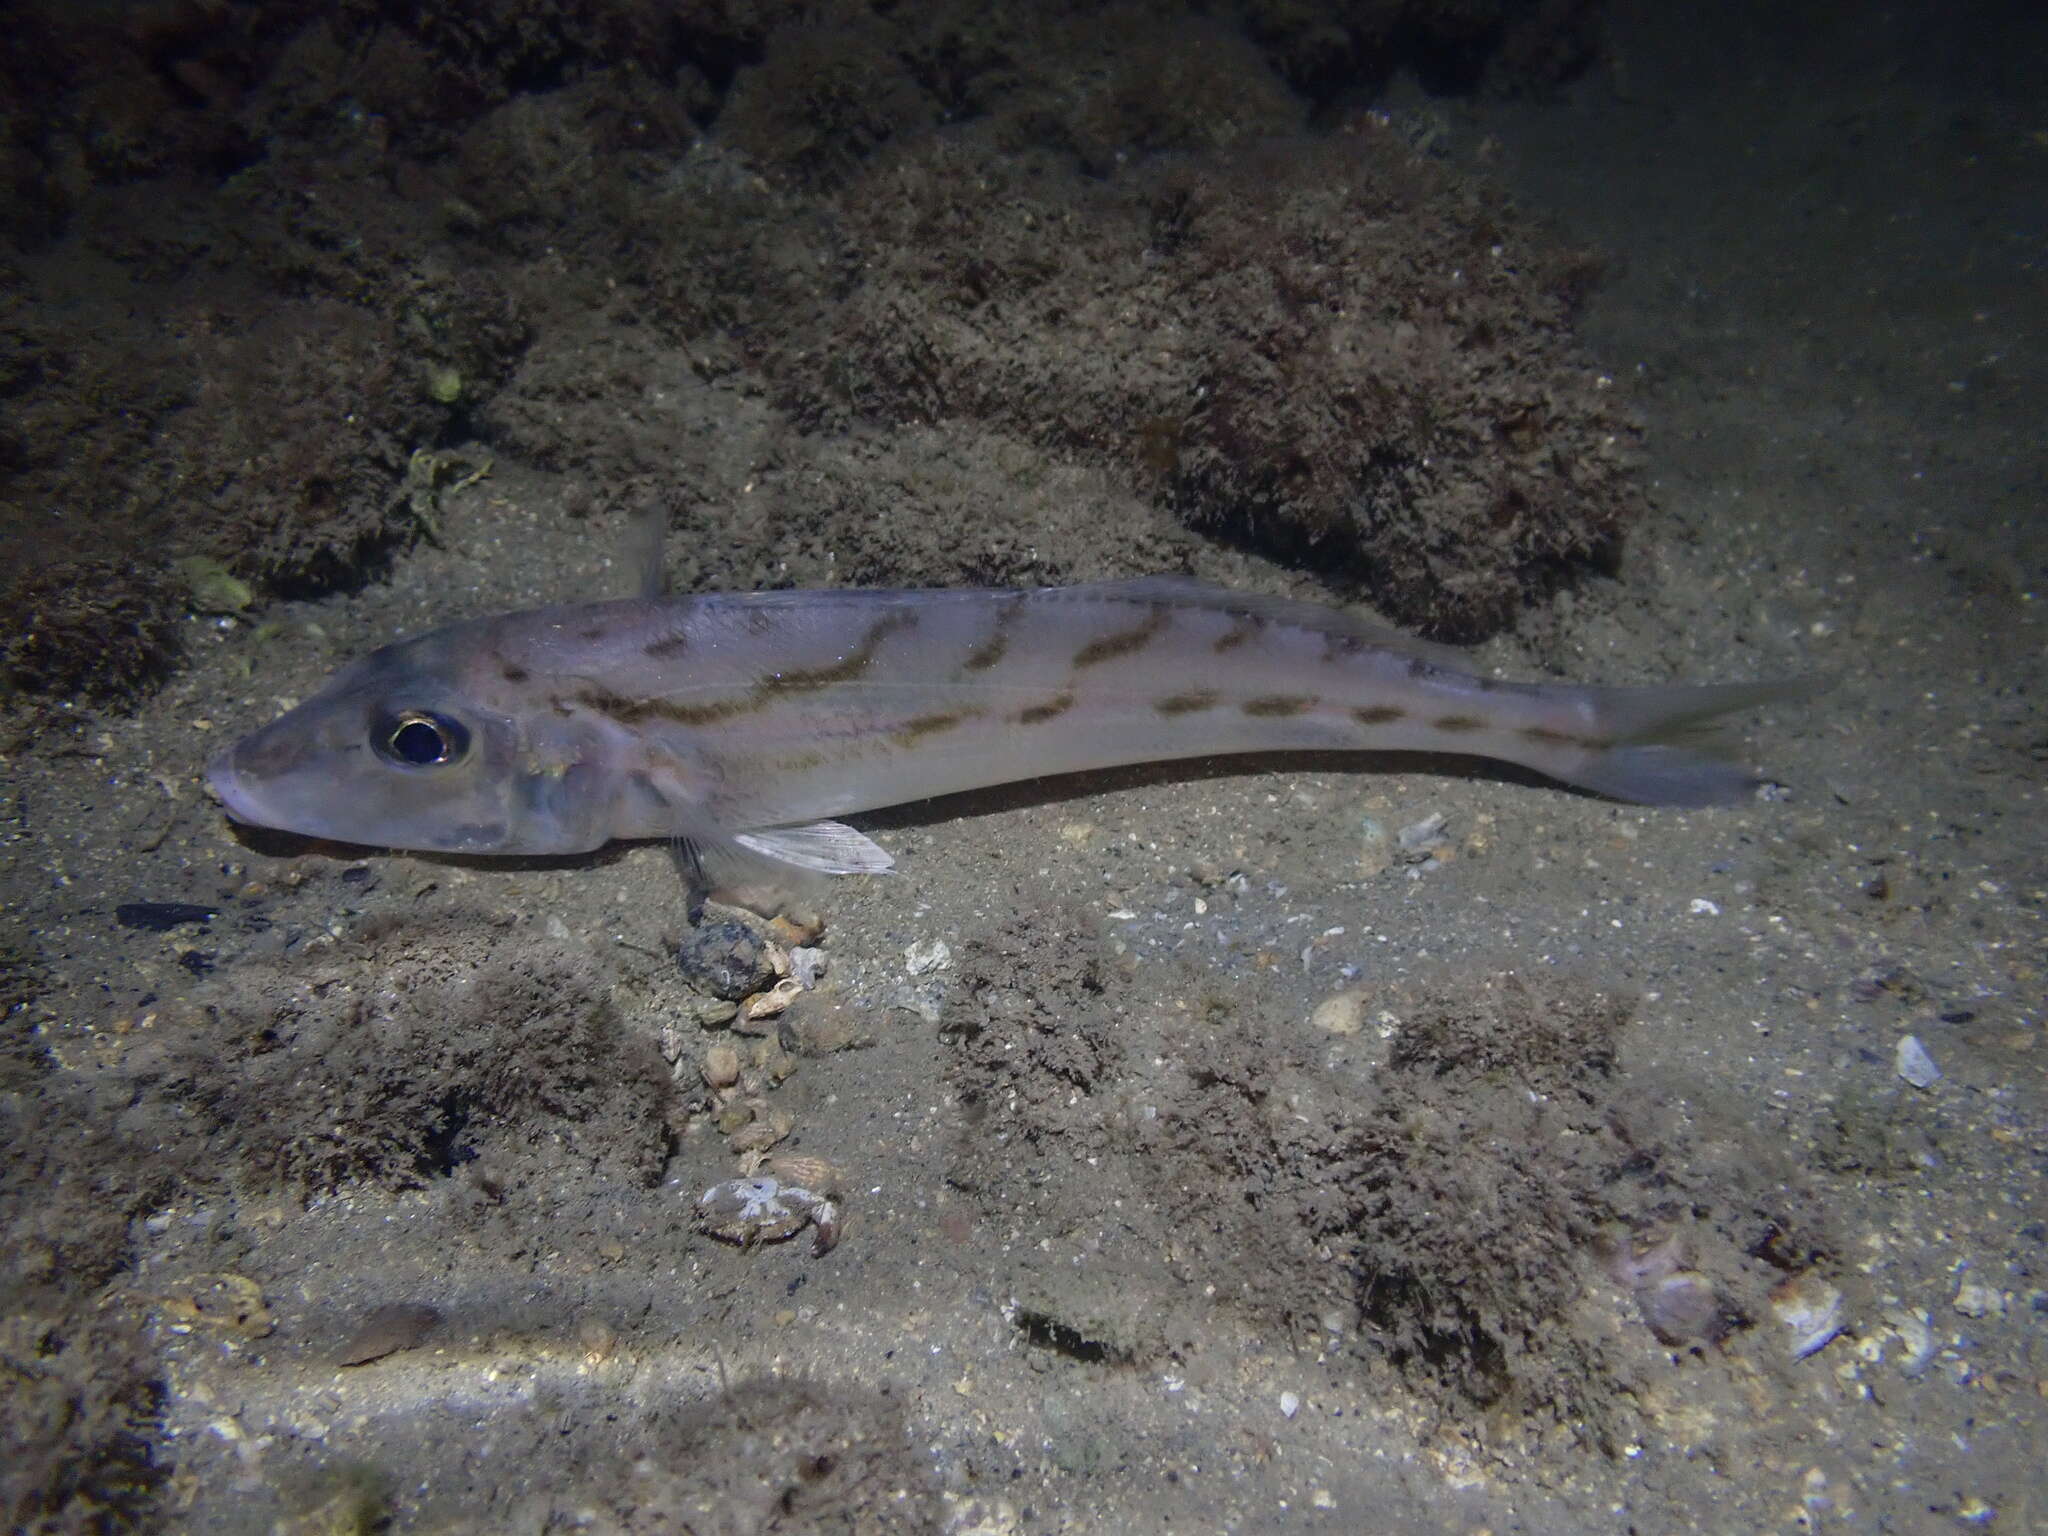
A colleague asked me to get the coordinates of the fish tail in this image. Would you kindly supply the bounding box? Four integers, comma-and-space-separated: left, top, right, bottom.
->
1549, 679, 1818, 806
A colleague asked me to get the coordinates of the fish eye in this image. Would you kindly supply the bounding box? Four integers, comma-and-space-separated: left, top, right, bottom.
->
375, 709, 471, 768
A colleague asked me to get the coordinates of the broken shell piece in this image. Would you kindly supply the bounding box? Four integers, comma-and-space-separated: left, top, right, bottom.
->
740, 977, 803, 1024
763, 1153, 847, 1196
695, 1175, 840, 1256
789, 946, 827, 988
1895, 1034, 1941, 1089
1770, 1272, 1846, 1359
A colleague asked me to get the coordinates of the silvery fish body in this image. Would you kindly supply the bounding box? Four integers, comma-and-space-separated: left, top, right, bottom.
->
208, 578, 1797, 876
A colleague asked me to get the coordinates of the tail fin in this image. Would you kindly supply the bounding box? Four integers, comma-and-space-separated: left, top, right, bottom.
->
1555, 680, 1818, 806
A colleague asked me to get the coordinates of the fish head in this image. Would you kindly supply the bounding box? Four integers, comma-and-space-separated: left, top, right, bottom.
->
207, 637, 614, 856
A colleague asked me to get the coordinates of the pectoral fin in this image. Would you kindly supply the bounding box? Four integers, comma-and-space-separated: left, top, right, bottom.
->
733, 820, 895, 876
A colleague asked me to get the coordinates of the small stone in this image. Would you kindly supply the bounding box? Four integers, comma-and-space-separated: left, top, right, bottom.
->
1952, 1275, 2005, 1319
752, 1035, 797, 1084
172, 555, 255, 615
1638, 1271, 1724, 1346
1895, 1034, 1941, 1089
889, 983, 944, 1024
728, 1117, 790, 1154
1357, 816, 1392, 878
714, 1103, 756, 1136
1278, 1391, 1300, 1419
577, 1321, 618, 1362
768, 910, 826, 946
701, 1043, 741, 1090
1310, 989, 1369, 1036
335, 1302, 440, 1366
689, 997, 740, 1028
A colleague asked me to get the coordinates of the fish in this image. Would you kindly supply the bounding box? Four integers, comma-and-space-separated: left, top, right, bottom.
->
207, 577, 1804, 881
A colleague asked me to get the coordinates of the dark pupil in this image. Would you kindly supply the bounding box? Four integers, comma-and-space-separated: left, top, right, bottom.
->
390, 718, 450, 765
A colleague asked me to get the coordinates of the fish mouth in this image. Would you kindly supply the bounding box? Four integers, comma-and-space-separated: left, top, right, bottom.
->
205, 746, 265, 828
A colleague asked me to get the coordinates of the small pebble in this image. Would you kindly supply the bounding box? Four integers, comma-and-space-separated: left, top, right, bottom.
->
768, 910, 826, 946
702, 1043, 741, 1090
1278, 1391, 1300, 1419
1952, 1275, 2004, 1319
904, 939, 952, 975
1310, 989, 1369, 1036
1639, 1271, 1724, 1346
1895, 1034, 1941, 1089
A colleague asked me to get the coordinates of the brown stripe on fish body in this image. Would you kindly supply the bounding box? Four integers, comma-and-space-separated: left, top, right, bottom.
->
1212, 614, 1261, 653
764, 610, 919, 695
572, 685, 762, 728
1241, 694, 1318, 719
644, 630, 690, 660
1430, 713, 1487, 734
1014, 691, 1076, 724
1071, 603, 1169, 668
1519, 723, 1603, 750
889, 706, 987, 747
959, 596, 1026, 673
1154, 689, 1221, 717
765, 747, 832, 776
1352, 704, 1406, 727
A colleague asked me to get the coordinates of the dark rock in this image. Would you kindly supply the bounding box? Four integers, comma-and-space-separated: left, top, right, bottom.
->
114, 902, 217, 932
677, 921, 779, 1002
